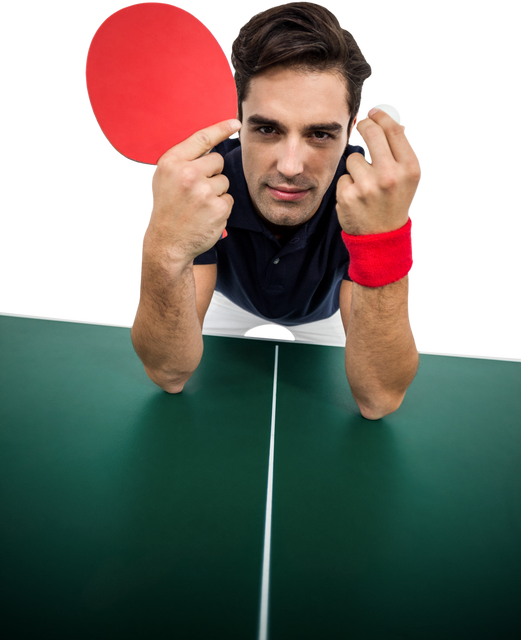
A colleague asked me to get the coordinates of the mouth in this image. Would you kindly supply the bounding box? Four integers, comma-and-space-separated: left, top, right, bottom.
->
267, 185, 310, 202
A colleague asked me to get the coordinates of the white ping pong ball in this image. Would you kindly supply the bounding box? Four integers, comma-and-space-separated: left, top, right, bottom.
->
373, 104, 401, 124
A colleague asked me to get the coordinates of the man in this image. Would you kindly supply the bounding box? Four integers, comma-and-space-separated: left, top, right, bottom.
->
131, 2, 421, 420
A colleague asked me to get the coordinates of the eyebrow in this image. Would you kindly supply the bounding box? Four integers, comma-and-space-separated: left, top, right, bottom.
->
246, 114, 344, 135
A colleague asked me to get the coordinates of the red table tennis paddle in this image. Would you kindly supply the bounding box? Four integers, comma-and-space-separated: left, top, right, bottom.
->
86, 2, 237, 165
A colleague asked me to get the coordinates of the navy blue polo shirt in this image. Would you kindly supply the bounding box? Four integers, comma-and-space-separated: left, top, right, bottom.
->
193, 138, 365, 326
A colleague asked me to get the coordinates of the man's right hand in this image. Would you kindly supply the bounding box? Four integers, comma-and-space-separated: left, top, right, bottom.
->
146, 118, 242, 265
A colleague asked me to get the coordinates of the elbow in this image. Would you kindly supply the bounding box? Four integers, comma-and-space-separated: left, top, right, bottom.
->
143, 365, 194, 394
356, 390, 406, 421
157, 377, 191, 395
359, 406, 396, 421
162, 382, 187, 394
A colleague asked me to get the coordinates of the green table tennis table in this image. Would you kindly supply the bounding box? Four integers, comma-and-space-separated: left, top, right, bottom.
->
1, 314, 520, 639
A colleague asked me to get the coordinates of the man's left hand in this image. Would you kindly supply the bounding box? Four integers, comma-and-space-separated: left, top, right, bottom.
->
336, 108, 421, 236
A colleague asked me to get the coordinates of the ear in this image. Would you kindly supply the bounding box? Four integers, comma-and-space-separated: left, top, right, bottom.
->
349, 111, 362, 140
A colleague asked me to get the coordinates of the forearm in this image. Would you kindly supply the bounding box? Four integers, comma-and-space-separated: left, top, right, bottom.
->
345, 275, 419, 420
131, 235, 203, 393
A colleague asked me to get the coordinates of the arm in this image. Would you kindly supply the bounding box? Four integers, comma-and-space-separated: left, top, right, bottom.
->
131, 251, 216, 394
336, 108, 422, 419
131, 119, 241, 393
339, 278, 419, 420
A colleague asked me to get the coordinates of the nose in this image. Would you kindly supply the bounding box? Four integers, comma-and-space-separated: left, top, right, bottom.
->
276, 137, 305, 179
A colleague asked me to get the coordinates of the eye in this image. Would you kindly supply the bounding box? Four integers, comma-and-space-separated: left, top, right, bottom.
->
255, 127, 274, 136
255, 125, 334, 142
311, 131, 332, 141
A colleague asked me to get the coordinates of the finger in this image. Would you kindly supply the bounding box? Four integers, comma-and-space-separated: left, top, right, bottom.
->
365, 108, 417, 167
194, 150, 225, 178
166, 119, 242, 162
344, 151, 373, 185
356, 117, 397, 172
209, 173, 230, 197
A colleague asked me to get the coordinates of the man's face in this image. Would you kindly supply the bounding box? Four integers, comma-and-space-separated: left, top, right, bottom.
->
240, 66, 355, 235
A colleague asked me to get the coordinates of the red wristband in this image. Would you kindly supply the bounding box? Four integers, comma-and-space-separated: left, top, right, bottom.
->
341, 218, 413, 288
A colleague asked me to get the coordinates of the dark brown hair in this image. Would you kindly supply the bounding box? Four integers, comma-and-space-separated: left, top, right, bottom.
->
231, 2, 372, 142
